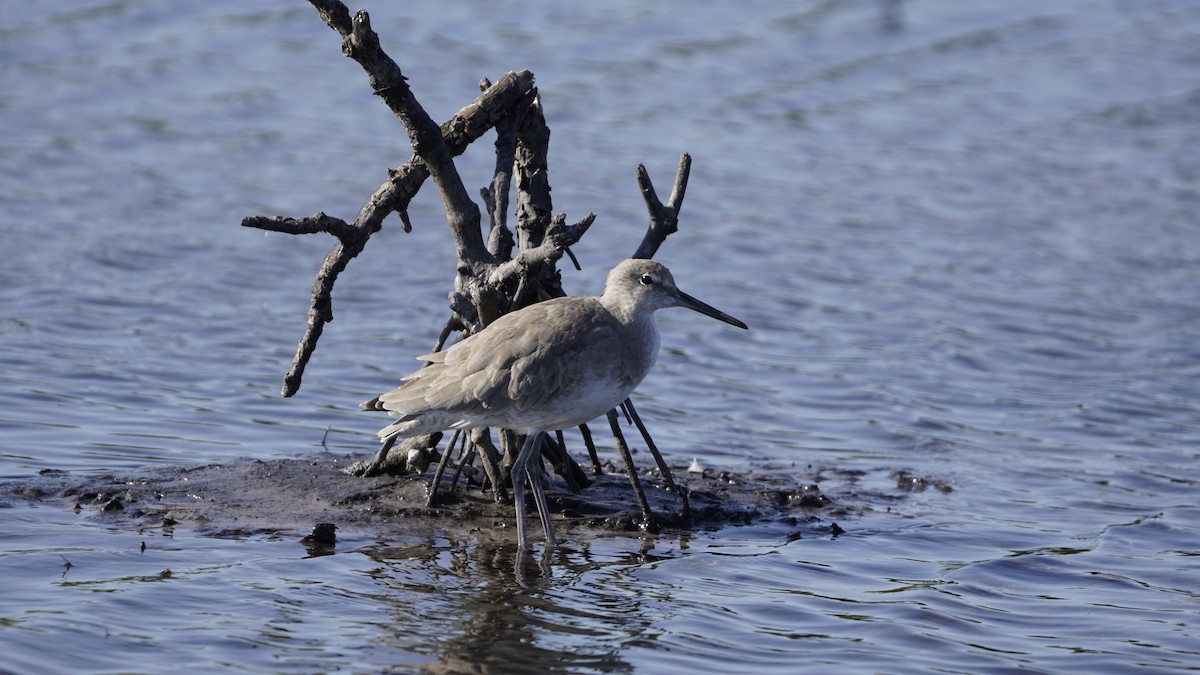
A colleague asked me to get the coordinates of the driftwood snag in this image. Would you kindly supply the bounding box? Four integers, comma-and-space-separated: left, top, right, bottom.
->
243, 0, 697, 528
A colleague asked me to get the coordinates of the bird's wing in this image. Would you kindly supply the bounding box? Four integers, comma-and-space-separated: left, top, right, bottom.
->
363, 297, 618, 420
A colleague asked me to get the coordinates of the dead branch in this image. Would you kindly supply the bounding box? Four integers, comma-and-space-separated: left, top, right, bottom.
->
632, 153, 692, 260
247, 1, 592, 485
248, 1, 701, 527
243, 4, 535, 396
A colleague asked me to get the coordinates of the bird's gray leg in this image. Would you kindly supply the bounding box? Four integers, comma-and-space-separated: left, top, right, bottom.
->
528, 440, 559, 548
510, 430, 543, 552
606, 409, 656, 531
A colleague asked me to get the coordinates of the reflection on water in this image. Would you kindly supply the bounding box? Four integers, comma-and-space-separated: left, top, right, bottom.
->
2, 0, 1199, 672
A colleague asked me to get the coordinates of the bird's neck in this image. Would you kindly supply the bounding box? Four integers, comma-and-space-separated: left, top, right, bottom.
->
601, 294, 645, 326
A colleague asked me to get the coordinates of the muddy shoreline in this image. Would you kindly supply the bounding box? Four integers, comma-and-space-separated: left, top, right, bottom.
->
3, 453, 939, 546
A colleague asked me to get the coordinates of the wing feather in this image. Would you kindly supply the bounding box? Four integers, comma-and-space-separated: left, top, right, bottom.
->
363, 296, 623, 432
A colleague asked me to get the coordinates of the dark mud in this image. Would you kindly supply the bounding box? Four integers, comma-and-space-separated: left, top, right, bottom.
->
3, 454, 934, 546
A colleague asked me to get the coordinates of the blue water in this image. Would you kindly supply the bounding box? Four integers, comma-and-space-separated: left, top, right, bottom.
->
2, 0, 1198, 672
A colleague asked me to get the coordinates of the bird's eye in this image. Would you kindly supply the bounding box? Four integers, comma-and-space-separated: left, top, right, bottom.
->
639, 274, 654, 286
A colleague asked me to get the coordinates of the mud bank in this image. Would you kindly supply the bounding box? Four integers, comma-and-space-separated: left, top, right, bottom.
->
3, 454, 941, 546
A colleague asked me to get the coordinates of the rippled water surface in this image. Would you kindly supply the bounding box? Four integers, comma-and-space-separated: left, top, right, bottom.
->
2, 1, 1198, 672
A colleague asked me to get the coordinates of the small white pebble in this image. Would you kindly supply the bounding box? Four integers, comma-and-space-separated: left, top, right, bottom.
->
687, 458, 704, 474
406, 447, 431, 473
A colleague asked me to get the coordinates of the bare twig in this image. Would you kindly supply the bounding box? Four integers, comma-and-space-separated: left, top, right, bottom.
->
482, 77, 532, 262
631, 153, 692, 259
578, 423, 603, 475
427, 428, 462, 506
470, 428, 507, 504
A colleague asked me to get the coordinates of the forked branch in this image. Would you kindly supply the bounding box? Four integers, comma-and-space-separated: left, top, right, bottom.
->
246, 1, 698, 526
632, 152, 692, 260
243, 1, 535, 396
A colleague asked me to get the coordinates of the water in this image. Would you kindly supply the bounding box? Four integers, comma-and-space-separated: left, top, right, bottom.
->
2, 0, 1198, 672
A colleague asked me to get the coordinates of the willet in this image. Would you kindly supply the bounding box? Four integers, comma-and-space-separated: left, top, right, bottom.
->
361, 258, 748, 553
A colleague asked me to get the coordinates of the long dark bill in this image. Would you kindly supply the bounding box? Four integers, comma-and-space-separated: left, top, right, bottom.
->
676, 290, 749, 330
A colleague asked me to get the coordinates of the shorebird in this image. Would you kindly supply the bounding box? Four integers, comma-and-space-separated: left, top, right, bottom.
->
361, 258, 748, 553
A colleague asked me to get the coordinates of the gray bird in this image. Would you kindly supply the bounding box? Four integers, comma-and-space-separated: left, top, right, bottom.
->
362, 258, 748, 552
